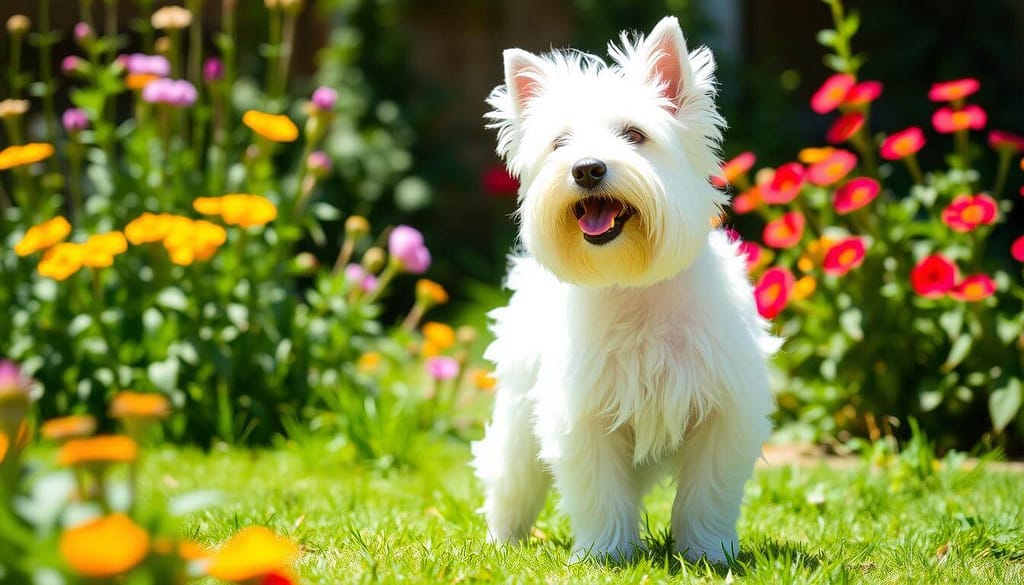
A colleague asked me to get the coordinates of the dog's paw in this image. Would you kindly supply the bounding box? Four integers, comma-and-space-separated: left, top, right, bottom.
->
677, 539, 737, 566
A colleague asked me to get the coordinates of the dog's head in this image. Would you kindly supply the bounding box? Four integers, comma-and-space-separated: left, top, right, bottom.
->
487, 16, 726, 288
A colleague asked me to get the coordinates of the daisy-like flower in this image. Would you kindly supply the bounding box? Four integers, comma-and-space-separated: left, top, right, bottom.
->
833, 177, 880, 214
14, 216, 71, 256
842, 81, 883, 107
731, 186, 763, 214
58, 435, 138, 467
125, 212, 175, 245
0, 99, 30, 119
950, 274, 996, 302
910, 255, 958, 298
762, 212, 805, 249
826, 112, 865, 144
195, 194, 278, 228
928, 78, 980, 102
207, 527, 300, 583
810, 73, 856, 114
109, 392, 171, 420
880, 127, 925, 160
81, 231, 128, 268
710, 151, 756, 188
822, 237, 866, 276
754, 266, 795, 319
141, 78, 198, 107
932, 105, 986, 134
762, 163, 804, 205
60, 514, 150, 578
472, 369, 498, 391
806, 149, 857, 186
40, 415, 97, 442
941, 194, 998, 233
242, 110, 299, 143
163, 218, 227, 265
151, 5, 193, 30
38, 243, 85, 281
988, 130, 1024, 153
0, 142, 55, 171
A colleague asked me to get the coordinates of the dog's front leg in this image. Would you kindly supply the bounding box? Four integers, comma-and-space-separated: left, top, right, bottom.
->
548, 421, 641, 563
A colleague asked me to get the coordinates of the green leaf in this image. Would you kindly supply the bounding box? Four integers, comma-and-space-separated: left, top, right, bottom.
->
313, 202, 342, 221
839, 308, 863, 341
816, 29, 838, 48
822, 54, 848, 74
941, 334, 972, 373
157, 288, 189, 312
841, 11, 861, 37
148, 358, 179, 393
989, 379, 1022, 433
939, 309, 964, 341
996, 313, 1023, 345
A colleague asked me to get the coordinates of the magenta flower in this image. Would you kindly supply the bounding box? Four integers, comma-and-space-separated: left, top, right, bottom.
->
389, 225, 431, 274
142, 78, 198, 107
61, 56, 86, 76
481, 165, 519, 197
311, 86, 337, 111
203, 57, 224, 83
62, 108, 89, 133
73, 22, 93, 44
425, 356, 459, 382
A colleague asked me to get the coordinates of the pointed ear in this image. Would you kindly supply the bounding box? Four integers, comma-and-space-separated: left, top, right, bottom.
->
640, 16, 691, 113
503, 48, 548, 118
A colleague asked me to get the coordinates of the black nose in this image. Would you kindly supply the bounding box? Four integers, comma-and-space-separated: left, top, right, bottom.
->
572, 158, 607, 189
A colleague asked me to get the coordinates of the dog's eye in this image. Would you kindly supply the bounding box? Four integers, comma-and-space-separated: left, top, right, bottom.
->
552, 135, 569, 150
623, 127, 646, 145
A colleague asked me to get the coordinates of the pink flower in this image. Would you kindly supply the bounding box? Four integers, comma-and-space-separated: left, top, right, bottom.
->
762, 163, 804, 205
73, 22, 93, 44
732, 187, 762, 214
811, 73, 856, 114
880, 127, 926, 160
425, 356, 459, 381
121, 53, 170, 76
822, 237, 866, 276
388, 225, 431, 274
203, 57, 224, 83
738, 241, 764, 273
61, 56, 86, 76
754, 267, 795, 319
62, 108, 89, 133
988, 130, 1024, 153
928, 78, 980, 102
932, 105, 987, 133
826, 112, 865, 144
141, 78, 197, 107
941, 194, 998, 232
950, 274, 996, 302
711, 152, 756, 188
344, 263, 366, 284
842, 81, 883, 107
310, 86, 337, 111
1012, 235, 1024, 262
833, 177, 880, 214
762, 212, 805, 249
806, 149, 857, 186
0, 359, 32, 397
361, 275, 379, 293
481, 165, 519, 197
306, 150, 332, 178
911, 255, 958, 298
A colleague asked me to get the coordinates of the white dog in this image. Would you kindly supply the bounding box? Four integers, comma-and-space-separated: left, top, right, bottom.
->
471, 16, 778, 564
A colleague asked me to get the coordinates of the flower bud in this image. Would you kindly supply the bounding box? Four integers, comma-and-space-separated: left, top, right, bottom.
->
5, 15, 30, 36
73, 22, 94, 46
291, 252, 320, 275
61, 56, 87, 76
310, 86, 337, 112
154, 36, 172, 56
62, 108, 90, 133
416, 279, 448, 306
361, 247, 386, 274
306, 150, 332, 179
456, 325, 477, 345
344, 215, 369, 241
203, 57, 224, 84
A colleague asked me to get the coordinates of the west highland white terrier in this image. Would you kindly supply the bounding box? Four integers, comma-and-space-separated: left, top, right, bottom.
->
471, 16, 778, 564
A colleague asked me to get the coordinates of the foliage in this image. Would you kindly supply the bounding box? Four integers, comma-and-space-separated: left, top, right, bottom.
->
722, 0, 1024, 452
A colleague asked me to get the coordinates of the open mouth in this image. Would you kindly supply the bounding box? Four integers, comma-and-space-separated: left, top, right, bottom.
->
572, 196, 635, 245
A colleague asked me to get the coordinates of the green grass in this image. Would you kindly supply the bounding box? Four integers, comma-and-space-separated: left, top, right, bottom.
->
141, 440, 1024, 584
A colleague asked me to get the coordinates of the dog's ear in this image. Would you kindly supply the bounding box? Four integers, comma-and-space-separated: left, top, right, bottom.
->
638, 16, 692, 113
503, 48, 548, 118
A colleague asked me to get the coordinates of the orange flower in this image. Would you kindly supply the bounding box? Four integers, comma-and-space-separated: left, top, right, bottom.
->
791, 275, 817, 301
40, 415, 97, 442
38, 242, 85, 281
797, 147, 835, 164
879, 127, 925, 160
206, 526, 300, 582
220, 194, 278, 227
242, 110, 299, 143
0, 142, 55, 170
806, 149, 857, 186
15, 216, 72, 256
0, 432, 7, 462
58, 435, 138, 467
710, 151, 755, 188
731, 186, 763, 214
81, 231, 128, 268
60, 514, 150, 578
162, 217, 227, 265
109, 391, 171, 420
422, 322, 456, 351
950, 274, 996, 302
125, 212, 174, 244
356, 352, 382, 374
192, 196, 223, 215
472, 369, 498, 392
415, 279, 449, 305
125, 73, 160, 90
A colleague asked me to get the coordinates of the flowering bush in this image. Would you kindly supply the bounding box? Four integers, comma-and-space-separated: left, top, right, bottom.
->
722, 0, 1024, 451
0, 3, 490, 449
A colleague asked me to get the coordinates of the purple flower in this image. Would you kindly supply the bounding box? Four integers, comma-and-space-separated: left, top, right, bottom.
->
203, 57, 223, 83
122, 53, 170, 76
73, 22, 93, 44
388, 225, 431, 274
310, 86, 337, 111
142, 78, 198, 107
344, 263, 366, 284
61, 56, 85, 76
62, 108, 89, 133
425, 356, 459, 382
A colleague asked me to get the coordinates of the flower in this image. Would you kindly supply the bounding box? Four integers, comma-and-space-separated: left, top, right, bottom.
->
109, 392, 171, 420
207, 527, 300, 582
422, 322, 456, 351
242, 110, 299, 143
345, 215, 370, 240
762, 211, 805, 249
811, 73, 856, 114
151, 5, 193, 30
306, 150, 332, 177
121, 53, 171, 76
731, 186, 763, 214
822, 237, 866, 276
141, 78, 198, 107
6, 15, 30, 35
14, 216, 71, 256
928, 78, 980, 102
0, 360, 32, 399
389, 225, 431, 273
81, 231, 128, 268
415, 279, 448, 305
0, 99, 29, 119
792, 275, 817, 301
125, 212, 174, 244
0, 360, 33, 432
950, 274, 996, 302
482, 165, 519, 197
754, 267, 795, 319
221, 195, 278, 228
38, 243, 85, 281
203, 57, 224, 83
833, 177, 880, 214
806, 149, 857, 186
988, 130, 1024, 153
911, 255, 958, 298
425, 356, 460, 381
797, 147, 835, 164
472, 369, 498, 391
941, 194, 998, 233
344, 263, 366, 285
710, 151, 755, 188
310, 86, 337, 111
126, 73, 160, 90
162, 218, 227, 265
932, 105, 986, 134
61, 56, 86, 75
62, 108, 89, 133
40, 415, 97, 442
762, 163, 804, 204
737, 240, 769, 273
357, 352, 382, 374
880, 127, 925, 160
1012, 235, 1024, 262
60, 514, 150, 578
58, 435, 138, 467
842, 81, 882, 107
0, 143, 55, 170
826, 112, 865, 144
73, 21, 94, 44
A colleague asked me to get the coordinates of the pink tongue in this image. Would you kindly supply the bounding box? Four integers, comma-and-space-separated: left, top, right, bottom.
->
578, 199, 623, 236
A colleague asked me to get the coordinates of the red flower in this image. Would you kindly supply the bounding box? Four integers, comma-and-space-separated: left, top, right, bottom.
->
880, 127, 926, 160
762, 163, 804, 204
941, 194, 998, 232
811, 73, 856, 114
833, 177, 880, 214
932, 105, 986, 133
762, 212, 805, 249
928, 78, 980, 102
842, 81, 883, 107
826, 112, 865, 144
731, 186, 763, 214
988, 130, 1024, 153
911, 254, 958, 298
261, 571, 297, 585
1012, 235, 1024, 262
950, 274, 996, 302
754, 266, 795, 319
822, 237, 866, 276
711, 151, 756, 188
481, 165, 519, 197
807, 149, 857, 186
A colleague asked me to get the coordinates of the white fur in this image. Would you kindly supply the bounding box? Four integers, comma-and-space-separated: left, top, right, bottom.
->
472, 17, 777, 564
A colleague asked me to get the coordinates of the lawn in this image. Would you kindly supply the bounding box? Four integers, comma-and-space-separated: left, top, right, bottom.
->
142, 439, 1024, 584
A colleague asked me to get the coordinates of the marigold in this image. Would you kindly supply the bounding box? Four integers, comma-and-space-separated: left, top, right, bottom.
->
762, 163, 803, 205
38, 242, 85, 281
806, 149, 857, 186
422, 322, 456, 350
15, 216, 71, 256
880, 127, 925, 160
822, 237, 866, 276
416, 279, 449, 305
60, 514, 150, 578
754, 267, 795, 319
125, 212, 174, 244
58, 435, 138, 467
810, 73, 855, 114
833, 177, 880, 215
109, 391, 171, 420
162, 218, 227, 265
81, 231, 128, 268
242, 110, 299, 143
0, 142, 55, 170
193, 196, 223, 215
826, 112, 865, 144
40, 415, 97, 442
125, 73, 160, 90
221, 194, 278, 227
762, 212, 805, 249
207, 526, 300, 582
941, 194, 997, 233
710, 151, 755, 188
950, 274, 996, 302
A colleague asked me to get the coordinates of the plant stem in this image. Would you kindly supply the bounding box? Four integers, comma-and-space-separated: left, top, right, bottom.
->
992, 149, 1011, 197
363, 262, 399, 305
38, 0, 60, 167
266, 8, 283, 101
275, 10, 299, 100
8, 34, 23, 99
904, 155, 925, 185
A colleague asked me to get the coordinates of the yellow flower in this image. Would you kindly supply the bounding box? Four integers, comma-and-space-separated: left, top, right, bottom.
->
0, 142, 55, 170
81, 231, 128, 268
415, 279, 449, 305
356, 352, 382, 374
797, 147, 836, 165
125, 212, 173, 245
192, 196, 223, 215
151, 5, 192, 30
38, 243, 85, 281
472, 369, 498, 392
207, 526, 300, 582
15, 216, 71, 256
192, 220, 228, 260
40, 415, 97, 442
125, 73, 160, 90
60, 514, 150, 578
58, 435, 138, 467
422, 322, 456, 351
242, 110, 299, 143
792, 275, 817, 301
162, 217, 226, 265
0, 432, 7, 462
420, 340, 441, 358
109, 392, 171, 420
221, 194, 278, 227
